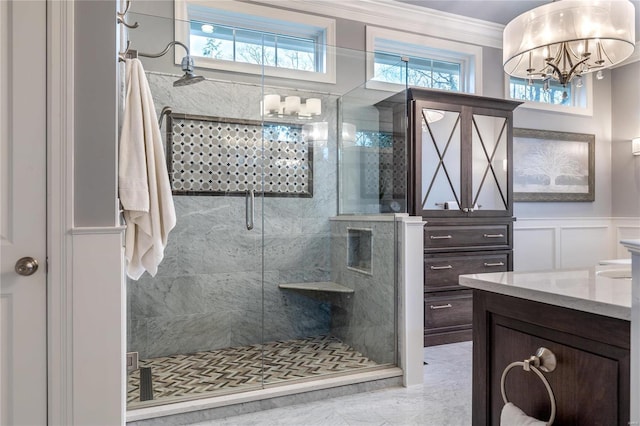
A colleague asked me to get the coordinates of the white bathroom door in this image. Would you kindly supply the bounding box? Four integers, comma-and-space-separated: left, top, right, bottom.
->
0, 1, 48, 425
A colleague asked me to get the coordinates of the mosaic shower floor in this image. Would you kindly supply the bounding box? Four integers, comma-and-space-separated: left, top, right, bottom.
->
127, 335, 380, 407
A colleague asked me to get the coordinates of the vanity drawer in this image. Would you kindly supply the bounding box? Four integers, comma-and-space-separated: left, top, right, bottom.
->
424, 253, 509, 290
424, 290, 472, 331
424, 225, 509, 250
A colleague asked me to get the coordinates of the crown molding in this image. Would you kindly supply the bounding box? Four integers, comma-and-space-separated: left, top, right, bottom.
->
246, 0, 504, 49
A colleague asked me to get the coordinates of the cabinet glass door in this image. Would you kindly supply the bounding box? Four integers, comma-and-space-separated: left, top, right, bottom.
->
470, 113, 509, 213
419, 107, 463, 213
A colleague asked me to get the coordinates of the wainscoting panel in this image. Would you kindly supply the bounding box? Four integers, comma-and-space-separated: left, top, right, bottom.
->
514, 217, 638, 272
614, 218, 640, 258
559, 226, 611, 269
513, 227, 556, 271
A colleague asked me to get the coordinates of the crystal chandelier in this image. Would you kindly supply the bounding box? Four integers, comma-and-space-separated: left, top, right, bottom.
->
503, 0, 636, 95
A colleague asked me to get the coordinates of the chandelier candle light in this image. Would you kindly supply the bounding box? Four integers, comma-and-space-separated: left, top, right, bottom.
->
503, 0, 635, 96
263, 94, 322, 118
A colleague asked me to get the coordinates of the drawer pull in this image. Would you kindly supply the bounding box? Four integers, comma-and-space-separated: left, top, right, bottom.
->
430, 235, 452, 240
484, 262, 505, 267
430, 265, 453, 270
430, 303, 453, 310
483, 233, 504, 238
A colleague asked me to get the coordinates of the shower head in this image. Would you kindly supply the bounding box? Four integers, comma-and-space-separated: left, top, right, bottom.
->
174, 71, 205, 87
135, 41, 205, 87
174, 55, 205, 87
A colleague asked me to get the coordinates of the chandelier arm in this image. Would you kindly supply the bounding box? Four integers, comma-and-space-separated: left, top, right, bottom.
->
598, 43, 614, 66
543, 61, 564, 83
566, 57, 591, 79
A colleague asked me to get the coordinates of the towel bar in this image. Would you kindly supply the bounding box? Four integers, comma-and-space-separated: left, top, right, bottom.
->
500, 347, 557, 425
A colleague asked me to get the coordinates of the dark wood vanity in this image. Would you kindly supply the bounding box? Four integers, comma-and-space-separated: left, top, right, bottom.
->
461, 270, 631, 425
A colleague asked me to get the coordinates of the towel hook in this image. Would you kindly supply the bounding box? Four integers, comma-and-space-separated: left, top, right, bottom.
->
500, 347, 557, 425
117, 0, 139, 29
118, 40, 132, 62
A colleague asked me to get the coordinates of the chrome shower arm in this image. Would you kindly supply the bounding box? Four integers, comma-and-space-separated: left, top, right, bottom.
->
137, 41, 191, 59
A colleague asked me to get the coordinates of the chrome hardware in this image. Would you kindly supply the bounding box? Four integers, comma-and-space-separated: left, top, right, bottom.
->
462, 207, 469, 212
245, 189, 254, 230
429, 235, 452, 240
483, 233, 504, 238
15, 257, 39, 276
430, 265, 453, 270
116, 0, 139, 29
530, 347, 557, 373
484, 262, 505, 267
430, 304, 452, 310
501, 347, 557, 425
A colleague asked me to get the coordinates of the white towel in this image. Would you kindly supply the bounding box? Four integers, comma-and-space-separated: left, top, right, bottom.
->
119, 58, 176, 280
500, 402, 547, 426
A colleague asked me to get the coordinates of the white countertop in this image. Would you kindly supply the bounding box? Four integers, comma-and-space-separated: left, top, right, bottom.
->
459, 267, 632, 321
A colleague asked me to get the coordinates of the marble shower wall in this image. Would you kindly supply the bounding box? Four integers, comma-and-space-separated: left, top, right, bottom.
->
329, 217, 397, 365
128, 73, 338, 359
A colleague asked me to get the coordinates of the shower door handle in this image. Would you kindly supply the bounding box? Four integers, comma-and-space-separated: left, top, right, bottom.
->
246, 189, 254, 230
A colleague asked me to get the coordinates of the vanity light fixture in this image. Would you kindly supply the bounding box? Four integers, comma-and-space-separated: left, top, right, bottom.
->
632, 137, 640, 156
263, 94, 322, 119
503, 0, 636, 97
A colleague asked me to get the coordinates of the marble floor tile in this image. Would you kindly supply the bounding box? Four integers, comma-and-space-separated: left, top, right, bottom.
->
185, 341, 472, 426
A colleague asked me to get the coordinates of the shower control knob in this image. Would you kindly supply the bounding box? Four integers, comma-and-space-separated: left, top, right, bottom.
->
15, 257, 39, 276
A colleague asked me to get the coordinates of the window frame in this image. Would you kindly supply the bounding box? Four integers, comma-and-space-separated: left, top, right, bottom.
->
503, 74, 594, 116
365, 26, 483, 94
175, 0, 337, 84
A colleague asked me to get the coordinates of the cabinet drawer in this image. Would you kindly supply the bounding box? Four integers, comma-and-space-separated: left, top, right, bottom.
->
424, 291, 472, 331
424, 253, 509, 290
424, 225, 509, 249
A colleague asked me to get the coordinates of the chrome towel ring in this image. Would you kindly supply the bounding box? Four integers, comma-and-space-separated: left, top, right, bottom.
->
500, 347, 557, 426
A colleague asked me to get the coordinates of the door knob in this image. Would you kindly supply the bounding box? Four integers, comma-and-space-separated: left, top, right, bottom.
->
15, 257, 39, 276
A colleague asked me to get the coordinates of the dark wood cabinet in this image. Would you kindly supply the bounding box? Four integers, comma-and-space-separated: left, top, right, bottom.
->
400, 88, 521, 346
473, 290, 630, 425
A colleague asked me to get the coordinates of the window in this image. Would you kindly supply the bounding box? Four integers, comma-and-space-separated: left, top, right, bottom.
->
505, 75, 593, 116
175, 1, 336, 83
366, 26, 482, 94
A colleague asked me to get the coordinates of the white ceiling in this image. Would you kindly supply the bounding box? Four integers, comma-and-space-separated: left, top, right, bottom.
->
394, 0, 640, 34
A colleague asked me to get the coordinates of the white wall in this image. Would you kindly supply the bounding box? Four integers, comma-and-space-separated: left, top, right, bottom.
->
612, 60, 640, 217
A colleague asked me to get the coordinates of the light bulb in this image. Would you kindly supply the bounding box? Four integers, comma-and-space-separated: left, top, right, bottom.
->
596, 70, 604, 80
575, 77, 583, 88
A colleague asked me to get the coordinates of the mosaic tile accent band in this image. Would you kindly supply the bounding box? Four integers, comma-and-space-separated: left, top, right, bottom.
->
166, 114, 313, 197
127, 335, 379, 407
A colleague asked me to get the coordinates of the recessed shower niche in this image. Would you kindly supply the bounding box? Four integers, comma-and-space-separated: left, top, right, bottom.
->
347, 228, 373, 274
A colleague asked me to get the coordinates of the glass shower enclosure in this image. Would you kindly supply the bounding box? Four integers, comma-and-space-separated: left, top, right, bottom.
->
125, 8, 408, 410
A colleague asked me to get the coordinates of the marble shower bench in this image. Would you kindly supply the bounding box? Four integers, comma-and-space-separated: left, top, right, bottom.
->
278, 281, 354, 293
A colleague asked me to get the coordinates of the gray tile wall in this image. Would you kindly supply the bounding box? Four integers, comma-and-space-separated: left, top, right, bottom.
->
330, 218, 397, 365
127, 73, 338, 359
